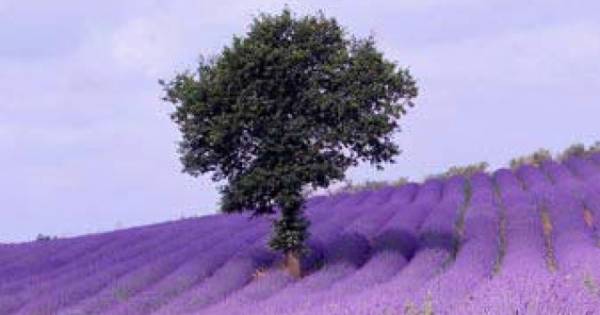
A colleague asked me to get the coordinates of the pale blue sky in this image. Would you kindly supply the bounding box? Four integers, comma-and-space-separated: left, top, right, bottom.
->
2, 0, 599, 242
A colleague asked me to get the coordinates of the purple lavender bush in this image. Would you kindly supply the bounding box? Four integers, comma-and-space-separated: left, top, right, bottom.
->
4, 156, 600, 314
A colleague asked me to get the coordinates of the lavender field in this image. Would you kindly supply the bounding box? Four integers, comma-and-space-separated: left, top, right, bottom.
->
3, 155, 600, 314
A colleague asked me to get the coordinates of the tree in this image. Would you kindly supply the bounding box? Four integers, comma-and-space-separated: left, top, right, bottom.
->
160, 8, 417, 276
509, 148, 552, 169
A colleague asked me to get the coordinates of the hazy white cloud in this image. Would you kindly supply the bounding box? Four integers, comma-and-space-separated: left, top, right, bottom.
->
363, 20, 600, 182
383, 0, 481, 11
2, 0, 600, 242
401, 21, 600, 87
111, 16, 185, 77
0, 1, 8, 13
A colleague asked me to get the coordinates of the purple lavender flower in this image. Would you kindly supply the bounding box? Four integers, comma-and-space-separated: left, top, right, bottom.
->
3, 161, 600, 314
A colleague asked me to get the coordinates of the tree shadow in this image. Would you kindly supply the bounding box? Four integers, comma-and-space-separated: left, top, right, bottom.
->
371, 229, 420, 261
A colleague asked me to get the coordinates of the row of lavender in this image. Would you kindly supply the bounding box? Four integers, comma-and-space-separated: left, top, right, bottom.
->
275, 155, 600, 315
1, 155, 600, 314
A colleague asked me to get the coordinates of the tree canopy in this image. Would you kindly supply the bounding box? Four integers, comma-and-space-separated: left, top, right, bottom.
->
160, 8, 417, 273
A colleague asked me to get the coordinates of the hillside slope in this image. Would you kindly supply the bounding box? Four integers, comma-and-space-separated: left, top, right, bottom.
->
2, 155, 600, 314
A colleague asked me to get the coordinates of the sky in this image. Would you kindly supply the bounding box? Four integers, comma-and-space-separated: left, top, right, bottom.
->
2, 0, 600, 242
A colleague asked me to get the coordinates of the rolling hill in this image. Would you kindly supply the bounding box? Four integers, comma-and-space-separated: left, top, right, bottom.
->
2, 154, 600, 314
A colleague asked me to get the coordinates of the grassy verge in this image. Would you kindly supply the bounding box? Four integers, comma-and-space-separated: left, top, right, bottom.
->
492, 182, 507, 275
452, 179, 472, 260
539, 204, 558, 272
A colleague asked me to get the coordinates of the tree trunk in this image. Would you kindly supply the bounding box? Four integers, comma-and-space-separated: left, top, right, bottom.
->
270, 192, 309, 278
284, 251, 302, 278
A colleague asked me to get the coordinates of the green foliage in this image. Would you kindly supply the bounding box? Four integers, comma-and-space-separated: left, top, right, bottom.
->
392, 176, 410, 186
590, 141, 600, 153
328, 176, 410, 195
401, 296, 435, 315
160, 8, 417, 255
451, 179, 472, 261
422, 292, 435, 315
338, 179, 388, 193
492, 183, 508, 275
427, 162, 488, 180
559, 143, 586, 160
558, 142, 600, 161
402, 301, 418, 315
510, 142, 600, 168
268, 194, 311, 253
505, 143, 600, 168
509, 148, 552, 169
36, 234, 55, 241
584, 272, 600, 296
348, 179, 389, 191
445, 162, 488, 177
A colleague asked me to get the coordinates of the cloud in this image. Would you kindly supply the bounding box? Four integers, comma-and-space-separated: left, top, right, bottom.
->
381, 0, 481, 11
2, 0, 600, 242
0, 0, 11, 14
368, 20, 600, 182
111, 16, 186, 77
402, 21, 600, 87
